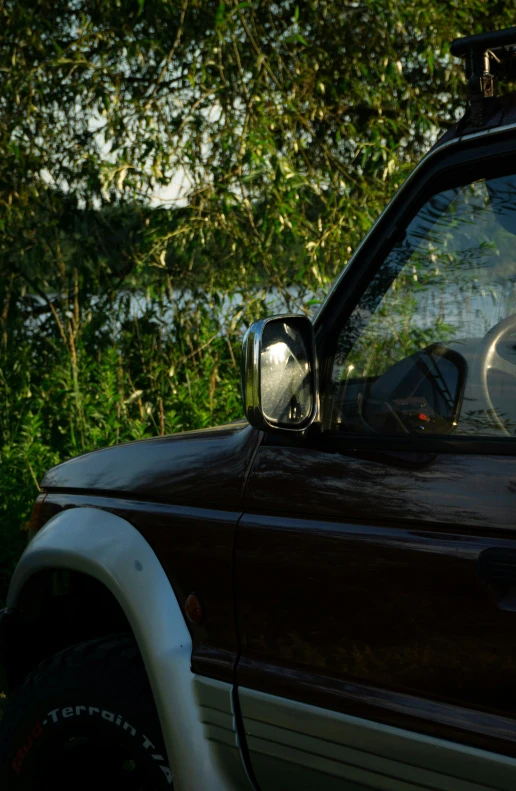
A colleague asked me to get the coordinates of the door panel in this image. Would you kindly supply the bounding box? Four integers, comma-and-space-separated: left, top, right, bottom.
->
244, 445, 516, 529
236, 446, 516, 757
235, 140, 516, 787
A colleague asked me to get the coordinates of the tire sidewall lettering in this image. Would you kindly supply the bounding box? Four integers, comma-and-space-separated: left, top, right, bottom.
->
11, 705, 172, 784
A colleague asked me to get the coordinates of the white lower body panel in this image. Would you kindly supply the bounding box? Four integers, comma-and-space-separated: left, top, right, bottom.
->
239, 687, 516, 791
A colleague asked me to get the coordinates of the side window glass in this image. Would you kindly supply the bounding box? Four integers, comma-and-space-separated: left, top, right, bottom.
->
328, 174, 516, 437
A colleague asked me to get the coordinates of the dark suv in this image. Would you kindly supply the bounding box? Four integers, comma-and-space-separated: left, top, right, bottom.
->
2, 27, 516, 791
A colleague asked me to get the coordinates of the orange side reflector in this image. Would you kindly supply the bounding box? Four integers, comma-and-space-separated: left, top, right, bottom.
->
25, 493, 47, 542
185, 593, 205, 625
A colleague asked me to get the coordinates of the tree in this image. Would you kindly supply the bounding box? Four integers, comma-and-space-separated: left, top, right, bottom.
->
2, 1, 514, 297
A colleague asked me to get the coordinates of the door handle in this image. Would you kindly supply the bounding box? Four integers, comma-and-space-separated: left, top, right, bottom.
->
477, 548, 516, 611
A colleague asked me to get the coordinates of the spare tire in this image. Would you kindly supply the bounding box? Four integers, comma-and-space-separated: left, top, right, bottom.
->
0, 633, 172, 790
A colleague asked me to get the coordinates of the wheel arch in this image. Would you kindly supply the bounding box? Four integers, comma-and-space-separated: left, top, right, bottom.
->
2, 566, 133, 689
2, 506, 233, 791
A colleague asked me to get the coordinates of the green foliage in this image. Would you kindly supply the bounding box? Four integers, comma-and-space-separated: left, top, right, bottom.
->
2, 0, 515, 292
1, 1, 516, 601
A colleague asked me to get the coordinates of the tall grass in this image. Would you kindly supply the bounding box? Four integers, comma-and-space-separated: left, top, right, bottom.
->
0, 280, 272, 604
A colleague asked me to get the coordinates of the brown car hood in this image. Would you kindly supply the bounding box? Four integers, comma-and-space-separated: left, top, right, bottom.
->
41, 422, 261, 509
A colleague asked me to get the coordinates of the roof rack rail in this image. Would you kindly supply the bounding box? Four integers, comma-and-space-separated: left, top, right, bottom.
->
451, 26, 516, 128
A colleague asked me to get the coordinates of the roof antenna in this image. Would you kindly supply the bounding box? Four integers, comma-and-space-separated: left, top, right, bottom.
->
451, 26, 516, 128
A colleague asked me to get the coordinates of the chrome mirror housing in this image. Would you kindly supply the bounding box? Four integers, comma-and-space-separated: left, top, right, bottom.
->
241, 315, 317, 431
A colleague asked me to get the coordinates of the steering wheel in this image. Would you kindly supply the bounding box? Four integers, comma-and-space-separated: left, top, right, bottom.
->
479, 314, 516, 436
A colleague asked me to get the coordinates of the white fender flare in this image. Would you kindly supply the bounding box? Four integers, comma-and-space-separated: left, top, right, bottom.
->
7, 507, 235, 791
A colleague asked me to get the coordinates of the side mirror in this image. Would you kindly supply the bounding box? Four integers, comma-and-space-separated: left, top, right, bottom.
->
241, 315, 317, 431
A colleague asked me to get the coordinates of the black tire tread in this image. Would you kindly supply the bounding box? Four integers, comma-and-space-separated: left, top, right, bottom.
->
1, 633, 153, 731
0, 632, 168, 788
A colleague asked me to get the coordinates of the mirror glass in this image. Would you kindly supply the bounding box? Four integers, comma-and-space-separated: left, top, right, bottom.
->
260, 320, 313, 426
